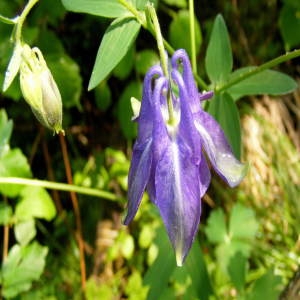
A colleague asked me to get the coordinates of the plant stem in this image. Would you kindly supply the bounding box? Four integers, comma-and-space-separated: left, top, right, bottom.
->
189, 0, 197, 74
0, 14, 18, 25
2, 197, 9, 261
59, 133, 86, 290
217, 48, 300, 93
0, 177, 118, 201
117, 0, 146, 26
14, 0, 39, 42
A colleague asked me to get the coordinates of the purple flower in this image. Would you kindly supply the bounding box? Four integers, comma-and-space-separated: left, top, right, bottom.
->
124, 49, 248, 266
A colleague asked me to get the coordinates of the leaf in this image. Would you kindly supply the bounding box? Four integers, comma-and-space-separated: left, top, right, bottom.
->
112, 45, 134, 79
227, 67, 298, 100
15, 186, 56, 221
169, 10, 202, 58
0, 149, 32, 197
135, 49, 159, 76
208, 93, 242, 158
0, 109, 13, 157
61, 0, 128, 18
247, 269, 282, 300
0, 202, 13, 225
205, 14, 232, 85
94, 81, 112, 111
279, 3, 300, 50
14, 219, 36, 246
204, 208, 227, 244
227, 252, 247, 292
117, 81, 142, 139
229, 203, 258, 241
88, 17, 141, 90
1, 242, 48, 298
47, 53, 82, 109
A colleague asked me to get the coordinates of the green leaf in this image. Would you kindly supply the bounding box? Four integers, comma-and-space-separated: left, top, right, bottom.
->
204, 208, 227, 244
208, 93, 242, 158
14, 219, 36, 246
1, 242, 48, 298
162, 0, 187, 8
0, 149, 32, 197
0, 109, 13, 157
61, 0, 128, 18
112, 45, 134, 79
229, 203, 258, 241
47, 53, 82, 109
88, 17, 141, 90
135, 49, 159, 76
279, 3, 300, 50
117, 81, 142, 139
228, 252, 247, 292
169, 10, 202, 58
227, 67, 298, 100
94, 81, 112, 111
15, 186, 56, 221
0, 202, 13, 225
205, 14, 232, 85
247, 269, 282, 300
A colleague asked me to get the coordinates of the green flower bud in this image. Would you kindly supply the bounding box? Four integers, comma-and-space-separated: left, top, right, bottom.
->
19, 44, 64, 134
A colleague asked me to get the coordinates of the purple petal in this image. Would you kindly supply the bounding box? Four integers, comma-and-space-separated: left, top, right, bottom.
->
155, 140, 201, 266
194, 111, 248, 187
199, 153, 211, 197
124, 139, 153, 225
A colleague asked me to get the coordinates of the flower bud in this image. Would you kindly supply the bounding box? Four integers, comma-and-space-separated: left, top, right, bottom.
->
19, 44, 64, 134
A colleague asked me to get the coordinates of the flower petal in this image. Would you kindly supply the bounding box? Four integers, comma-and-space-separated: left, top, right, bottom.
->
194, 111, 248, 187
155, 141, 201, 266
199, 153, 211, 197
124, 139, 153, 225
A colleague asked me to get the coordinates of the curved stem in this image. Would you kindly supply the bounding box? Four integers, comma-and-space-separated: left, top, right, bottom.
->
0, 177, 118, 201
217, 48, 300, 93
0, 14, 18, 25
189, 0, 197, 74
14, 0, 39, 42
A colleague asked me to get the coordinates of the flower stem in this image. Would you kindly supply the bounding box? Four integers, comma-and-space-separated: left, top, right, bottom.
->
217, 48, 300, 93
117, 0, 146, 26
0, 177, 118, 201
14, 0, 39, 42
189, 0, 197, 74
0, 14, 18, 25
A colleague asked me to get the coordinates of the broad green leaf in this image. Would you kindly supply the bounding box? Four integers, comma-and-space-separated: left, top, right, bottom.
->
228, 252, 247, 292
0, 202, 12, 225
0, 109, 13, 157
61, 0, 128, 18
0, 149, 32, 197
227, 67, 298, 100
279, 3, 300, 50
94, 81, 112, 111
117, 81, 142, 139
112, 45, 134, 79
208, 93, 242, 158
1, 242, 48, 298
14, 219, 36, 246
229, 203, 258, 240
247, 269, 282, 300
144, 227, 176, 300
205, 14, 232, 85
204, 208, 227, 244
47, 53, 82, 109
88, 17, 141, 90
15, 186, 56, 221
169, 10, 202, 58
135, 49, 159, 76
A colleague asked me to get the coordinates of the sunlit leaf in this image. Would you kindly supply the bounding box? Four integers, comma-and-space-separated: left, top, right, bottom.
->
0, 109, 13, 157
204, 208, 227, 244
88, 17, 141, 90
14, 219, 36, 246
0, 202, 12, 225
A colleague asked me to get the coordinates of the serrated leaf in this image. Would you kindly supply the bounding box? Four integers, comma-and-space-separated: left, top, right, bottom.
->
208, 93, 241, 158
227, 67, 298, 100
1, 242, 48, 298
229, 203, 258, 240
169, 10, 202, 58
61, 0, 128, 18
0, 109, 13, 157
0, 149, 32, 197
88, 17, 141, 90
205, 14, 232, 85
14, 219, 36, 246
15, 186, 56, 221
204, 208, 227, 244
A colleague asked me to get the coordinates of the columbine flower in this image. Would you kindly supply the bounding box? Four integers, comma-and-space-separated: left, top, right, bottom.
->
124, 49, 248, 266
19, 44, 64, 134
